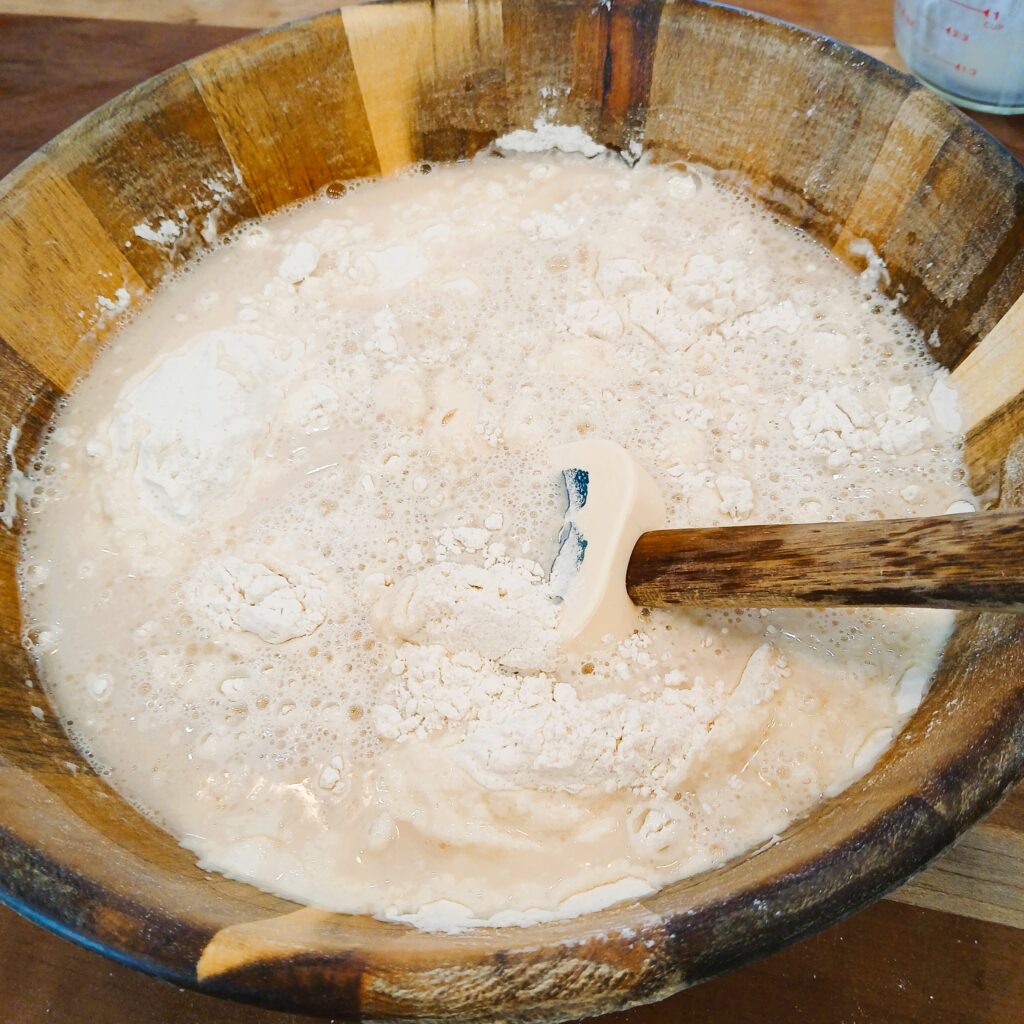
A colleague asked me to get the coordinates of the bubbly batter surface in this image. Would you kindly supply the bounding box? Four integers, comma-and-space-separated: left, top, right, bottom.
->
18, 136, 974, 929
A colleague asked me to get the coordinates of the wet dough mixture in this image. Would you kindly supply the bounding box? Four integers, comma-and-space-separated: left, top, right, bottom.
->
18, 129, 975, 929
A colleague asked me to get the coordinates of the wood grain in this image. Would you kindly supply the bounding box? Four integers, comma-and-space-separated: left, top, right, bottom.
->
503, 0, 606, 139
832, 88, 952, 268
342, 0, 507, 172
44, 64, 260, 288
0, 1, 346, 28
954, 294, 1024, 434
187, 12, 380, 213
0, 0, 898, 45
0, 158, 147, 390
891, 813, 1024, 930
4, 896, 1024, 1024
340, 0, 435, 175
2, 7, 1020, 179
646, 3, 908, 246
0, 14, 247, 179
729, 0, 896, 46
627, 511, 1024, 612
900, 785, 1024, 930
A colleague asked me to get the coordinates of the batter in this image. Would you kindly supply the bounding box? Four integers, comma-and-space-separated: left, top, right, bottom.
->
16, 127, 974, 929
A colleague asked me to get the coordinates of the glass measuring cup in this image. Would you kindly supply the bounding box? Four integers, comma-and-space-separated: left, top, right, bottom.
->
894, 0, 1024, 114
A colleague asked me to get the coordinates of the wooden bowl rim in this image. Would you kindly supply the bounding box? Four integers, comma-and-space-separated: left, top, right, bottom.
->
1, 2, 1023, 1020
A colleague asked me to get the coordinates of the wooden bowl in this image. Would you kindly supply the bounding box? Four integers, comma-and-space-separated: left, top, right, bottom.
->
1, 1, 1023, 1020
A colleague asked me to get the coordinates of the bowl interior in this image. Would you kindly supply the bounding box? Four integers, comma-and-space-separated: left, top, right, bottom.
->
1, 2, 1023, 1021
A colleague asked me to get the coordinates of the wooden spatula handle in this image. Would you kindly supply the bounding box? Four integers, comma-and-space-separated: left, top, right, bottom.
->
626, 510, 1024, 611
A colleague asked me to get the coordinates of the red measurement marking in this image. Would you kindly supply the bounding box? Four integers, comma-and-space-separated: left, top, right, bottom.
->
929, 50, 979, 76
944, 24, 971, 40
945, 0, 990, 14
895, 0, 916, 27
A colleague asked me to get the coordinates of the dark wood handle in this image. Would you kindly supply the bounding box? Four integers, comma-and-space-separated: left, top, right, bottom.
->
626, 510, 1024, 611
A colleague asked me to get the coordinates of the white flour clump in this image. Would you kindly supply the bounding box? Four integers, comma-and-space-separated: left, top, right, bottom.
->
373, 559, 559, 673
187, 557, 326, 644
494, 118, 607, 158
102, 330, 290, 527
1, 426, 33, 529
790, 384, 935, 468
458, 642, 786, 797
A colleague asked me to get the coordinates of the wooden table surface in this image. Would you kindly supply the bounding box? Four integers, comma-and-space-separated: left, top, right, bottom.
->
2, 2, 1024, 1022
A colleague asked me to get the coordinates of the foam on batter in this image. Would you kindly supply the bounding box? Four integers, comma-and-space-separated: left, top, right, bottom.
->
17, 136, 974, 931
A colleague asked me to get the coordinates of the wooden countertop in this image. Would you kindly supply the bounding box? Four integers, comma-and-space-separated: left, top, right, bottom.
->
1, 3, 1023, 1022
